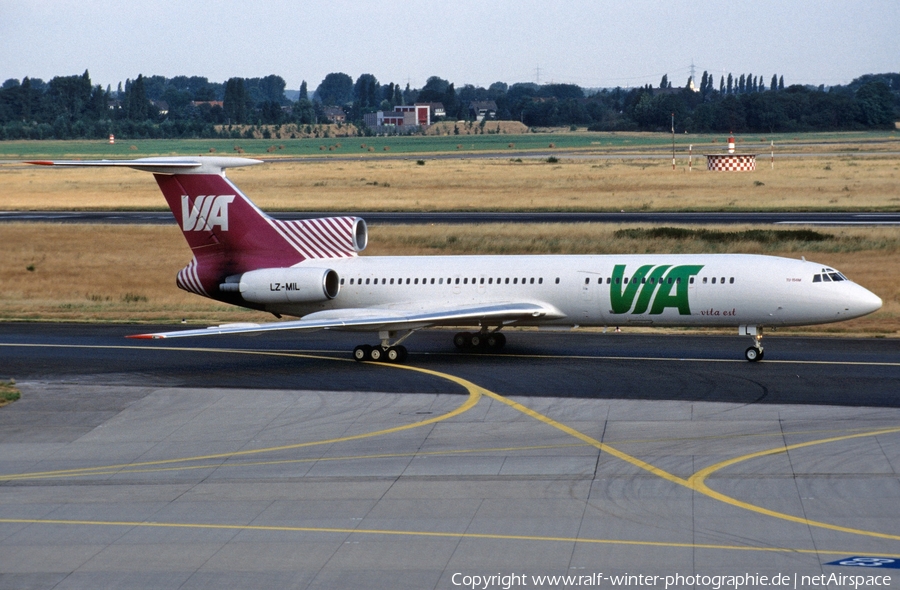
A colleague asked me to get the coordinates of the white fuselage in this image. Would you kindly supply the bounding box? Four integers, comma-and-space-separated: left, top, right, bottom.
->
260, 253, 882, 329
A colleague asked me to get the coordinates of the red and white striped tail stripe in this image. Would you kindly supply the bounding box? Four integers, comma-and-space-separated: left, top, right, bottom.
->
268, 216, 359, 260
176, 258, 208, 296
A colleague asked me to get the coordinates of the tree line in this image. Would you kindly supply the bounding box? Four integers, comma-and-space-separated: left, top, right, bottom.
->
0, 69, 897, 140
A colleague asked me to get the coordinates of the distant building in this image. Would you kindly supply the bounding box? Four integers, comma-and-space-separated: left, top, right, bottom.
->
423, 102, 445, 120
394, 104, 431, 127
322, 106, 347, 123
150, 100, 169, 115
469, 101, 497, 122
363, 104, 431, 130
190, 100, 224, 108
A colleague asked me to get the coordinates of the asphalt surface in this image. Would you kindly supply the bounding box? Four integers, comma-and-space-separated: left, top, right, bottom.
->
1, 323, 898, 407
2, 323, 900, 588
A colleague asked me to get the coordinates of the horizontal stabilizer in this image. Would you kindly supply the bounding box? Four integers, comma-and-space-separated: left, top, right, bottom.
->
27, 156, 263, 175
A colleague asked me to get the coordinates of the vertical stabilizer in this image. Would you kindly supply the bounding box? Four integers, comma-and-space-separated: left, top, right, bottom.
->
28, 157, 366, 299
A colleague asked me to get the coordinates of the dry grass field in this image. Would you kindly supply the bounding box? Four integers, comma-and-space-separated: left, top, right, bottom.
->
1, 154, 898, 212
1, 222, 897, 336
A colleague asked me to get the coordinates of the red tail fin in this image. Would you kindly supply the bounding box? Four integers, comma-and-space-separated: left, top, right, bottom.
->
29, 157, 366, 298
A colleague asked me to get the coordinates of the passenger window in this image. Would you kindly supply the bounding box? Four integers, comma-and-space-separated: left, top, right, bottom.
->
513, 278, 518, 284
539, 278, 543, 284
616, 277, 621, 284
414, 278, 419, 284
480, 278, 485, 284
505, 278, 509, 284
488, 278, 493, 284
455, 278, 459, 284
689, 277, 694, 284
555, 278, 560, 284
668, 278, 673, 284
430, 278, 435, 284
405, 278, 410, 284
703, 277, 708, 284
365, 278, 370, 285
729, 277, 734, 284
584, 277, 590, 285
350, 278, 354, 285
390, 278, 394, 284
623, 278, 629, 284
606, 277, 611, 284
711, 277, 716, 284
641, 277, 646, 284
720, 277, 725, 284
340, 278, 345, 285
463, 278, 468, 284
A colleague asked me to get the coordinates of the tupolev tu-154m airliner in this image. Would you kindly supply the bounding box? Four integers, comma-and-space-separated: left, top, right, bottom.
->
30, 157, 882, 363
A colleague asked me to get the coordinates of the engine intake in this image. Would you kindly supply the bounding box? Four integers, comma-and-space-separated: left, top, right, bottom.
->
221, 267, 340, 304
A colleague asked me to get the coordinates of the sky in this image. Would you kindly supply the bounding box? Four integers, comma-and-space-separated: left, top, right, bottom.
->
2, 0, 898, 92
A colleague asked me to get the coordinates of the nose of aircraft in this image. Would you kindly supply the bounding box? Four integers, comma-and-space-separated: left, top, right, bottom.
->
851, 284, 883, 317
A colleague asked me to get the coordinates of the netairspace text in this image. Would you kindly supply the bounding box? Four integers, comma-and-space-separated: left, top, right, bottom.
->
450, 571, 893, 589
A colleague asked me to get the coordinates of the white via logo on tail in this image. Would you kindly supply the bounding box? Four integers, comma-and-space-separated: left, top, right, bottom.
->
181, 195, 236, 231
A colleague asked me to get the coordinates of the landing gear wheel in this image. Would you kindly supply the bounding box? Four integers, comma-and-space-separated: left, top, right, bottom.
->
485, 333, 506, 350
745, 346, 763, 362
385, 345, 408, 363
369, 346, 384, 362
353, 345, 372, 362
453, 332, 471, 349
469, 333, 484, 348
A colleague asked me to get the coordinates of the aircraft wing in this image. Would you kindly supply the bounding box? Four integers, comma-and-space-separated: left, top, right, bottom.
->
127, 302, 566, 339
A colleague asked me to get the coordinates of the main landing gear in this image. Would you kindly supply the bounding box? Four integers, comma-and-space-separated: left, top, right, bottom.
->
742, 325, 764, 362
453, 329, 506, 352
352, 328, 509, 363
353, 329, 413, 363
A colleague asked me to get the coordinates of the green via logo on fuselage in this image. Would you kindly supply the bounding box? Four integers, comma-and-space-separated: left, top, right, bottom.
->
610, 264, 704, 315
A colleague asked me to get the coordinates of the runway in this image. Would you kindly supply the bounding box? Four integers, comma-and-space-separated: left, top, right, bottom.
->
1, 324, 899, 588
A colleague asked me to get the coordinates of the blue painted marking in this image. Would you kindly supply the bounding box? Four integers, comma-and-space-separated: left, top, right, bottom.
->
826, 557, 900, 569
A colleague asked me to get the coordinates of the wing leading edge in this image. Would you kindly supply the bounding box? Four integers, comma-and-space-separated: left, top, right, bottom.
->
127, 302, 566, 340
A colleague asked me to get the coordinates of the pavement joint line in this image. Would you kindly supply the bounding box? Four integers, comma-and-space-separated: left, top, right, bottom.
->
1, 517, 898, 559
3, 443, 592, 481
2, 342, 898, 546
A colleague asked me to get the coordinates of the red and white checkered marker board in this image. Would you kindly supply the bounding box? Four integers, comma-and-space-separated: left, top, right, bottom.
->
705, 154, 757, 171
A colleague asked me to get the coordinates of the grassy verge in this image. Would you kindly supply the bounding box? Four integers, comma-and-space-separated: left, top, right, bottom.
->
0, 223, 896, 336
0, 379, 21, 408
2, 152, 899, 212
0, 131, 897, 159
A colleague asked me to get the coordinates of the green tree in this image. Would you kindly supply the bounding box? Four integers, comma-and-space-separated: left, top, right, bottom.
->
125, 74, 149, 121
223, 77, 248, 123
855, 80, 894, 127
315, 72, 353, 105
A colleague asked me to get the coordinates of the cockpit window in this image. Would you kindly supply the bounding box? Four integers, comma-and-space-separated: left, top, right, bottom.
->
813, 271, 848, 283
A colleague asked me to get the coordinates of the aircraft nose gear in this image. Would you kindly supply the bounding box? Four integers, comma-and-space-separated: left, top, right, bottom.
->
741, 326, 764, 362
353, 330, 413, 363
